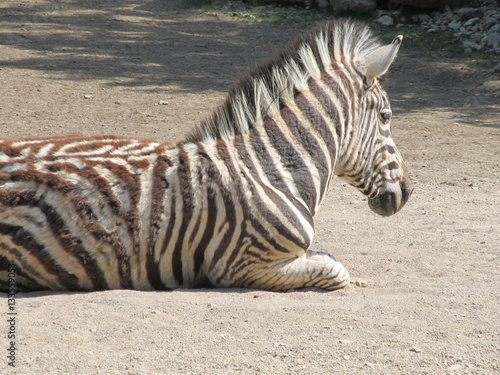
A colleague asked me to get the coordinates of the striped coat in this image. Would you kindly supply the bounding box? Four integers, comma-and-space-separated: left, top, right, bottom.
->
0, 20, 412, 292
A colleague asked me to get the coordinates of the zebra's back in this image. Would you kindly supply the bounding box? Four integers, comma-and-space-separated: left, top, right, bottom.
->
0, 135, 318, 291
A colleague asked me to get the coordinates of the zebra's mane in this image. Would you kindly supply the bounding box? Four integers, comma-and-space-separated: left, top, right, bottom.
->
185, 19, 380, 143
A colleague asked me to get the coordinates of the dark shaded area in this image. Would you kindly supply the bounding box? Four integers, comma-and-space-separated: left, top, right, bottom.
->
0, 0, 498, 127
401, 53, 494, 130
0, 0, 290, 93
386, 52, 499, 129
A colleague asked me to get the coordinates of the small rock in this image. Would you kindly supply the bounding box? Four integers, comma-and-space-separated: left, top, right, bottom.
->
158, 100, 169, 105
390, 8, 403, 20
462, 41, 482, 50
484, 34, 500, 48
316, 0, 330, 9
418, 14, 431, 23
490, 24, 500, 34
447, 363, 462, 371
90, 329, 97, 332
410, 347, 421, 353
448, 23, 461, 31
440, 10, 454, 24
374, 9, 388, 18
350, 279, 368, 287
481, 17, 497, 31
207, 303, 218, 310
83, 94, 93, 99
355, 279, 368, 287
376, 15, 394, 27
343, 355, 350, 360
456, 7, 484, 21
493, 64, 500, 73
339, 339, 352, 344
463, 17, 479, 27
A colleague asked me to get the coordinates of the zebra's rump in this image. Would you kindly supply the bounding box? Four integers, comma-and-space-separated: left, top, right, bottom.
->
0, 135, 172, 291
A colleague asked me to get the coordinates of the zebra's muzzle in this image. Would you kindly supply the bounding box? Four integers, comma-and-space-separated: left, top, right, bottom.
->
368, 179, 413, 217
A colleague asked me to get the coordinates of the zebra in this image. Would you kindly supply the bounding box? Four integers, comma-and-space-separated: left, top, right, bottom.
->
0, 20, 413, 292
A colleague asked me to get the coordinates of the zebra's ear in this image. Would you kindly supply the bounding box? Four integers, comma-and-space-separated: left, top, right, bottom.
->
359, 35, 403, 82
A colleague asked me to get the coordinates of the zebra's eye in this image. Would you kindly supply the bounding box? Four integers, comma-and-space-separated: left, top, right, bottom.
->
380, 109, 392, 123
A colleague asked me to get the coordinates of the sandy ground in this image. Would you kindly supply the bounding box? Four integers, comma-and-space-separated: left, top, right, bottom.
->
1, 1, 499, 374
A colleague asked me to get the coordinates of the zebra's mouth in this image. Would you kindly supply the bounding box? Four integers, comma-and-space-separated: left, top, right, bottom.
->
368, 179, 413, 216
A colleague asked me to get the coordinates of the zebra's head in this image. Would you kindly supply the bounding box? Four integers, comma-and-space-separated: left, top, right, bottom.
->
335, 34, 413, 216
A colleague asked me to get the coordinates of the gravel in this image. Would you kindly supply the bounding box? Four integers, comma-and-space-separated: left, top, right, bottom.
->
369, 0, 500, 60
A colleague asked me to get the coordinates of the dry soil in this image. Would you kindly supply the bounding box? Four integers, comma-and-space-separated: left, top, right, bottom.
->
0, 1, 499, 374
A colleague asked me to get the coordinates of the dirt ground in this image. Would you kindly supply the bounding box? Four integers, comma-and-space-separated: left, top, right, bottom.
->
1, 1, 499, 374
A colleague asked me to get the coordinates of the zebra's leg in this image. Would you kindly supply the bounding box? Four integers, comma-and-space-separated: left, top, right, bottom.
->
230, 250, 350, 291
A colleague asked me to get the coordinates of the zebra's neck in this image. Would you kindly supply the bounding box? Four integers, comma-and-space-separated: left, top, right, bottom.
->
184, 21, 376, 214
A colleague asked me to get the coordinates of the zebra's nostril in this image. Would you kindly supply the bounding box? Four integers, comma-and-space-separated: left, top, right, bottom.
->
369, 178, 413, 217
368, 191, 397, 217
400, 179, 414, 201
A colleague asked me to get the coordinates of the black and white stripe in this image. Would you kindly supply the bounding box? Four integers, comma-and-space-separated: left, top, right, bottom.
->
0, 20, 412, 292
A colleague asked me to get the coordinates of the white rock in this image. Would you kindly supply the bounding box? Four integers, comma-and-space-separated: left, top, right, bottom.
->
376, 15, 394, 27
484, 34, 500, 48
481, 17, 497, 31
448, 22, 461, 30
462, 41, 482, 50
441, 11, 454, 23
457, 7, 484, 21
464, 17, 479, 27
354, 279, 368, 287
490, 24, 500, 34
418, 14, 431, 23
316, 0, 330, 9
